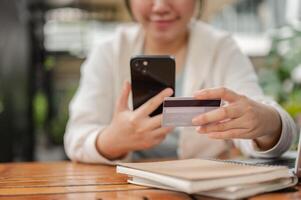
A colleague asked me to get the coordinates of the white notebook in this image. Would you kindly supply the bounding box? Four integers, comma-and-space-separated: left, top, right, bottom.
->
128, 176, 296, 200
117, 159, 297, 198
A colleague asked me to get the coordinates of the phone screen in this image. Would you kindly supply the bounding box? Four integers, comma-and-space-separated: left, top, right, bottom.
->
130, 55, 175, 117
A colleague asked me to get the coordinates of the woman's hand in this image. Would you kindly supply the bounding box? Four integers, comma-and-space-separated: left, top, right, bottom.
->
96, 81, 174, 160
192, 87, 282, 151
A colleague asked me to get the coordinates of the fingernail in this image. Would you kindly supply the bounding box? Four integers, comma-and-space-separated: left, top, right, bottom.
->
199, 126, 205, 132
165, 88, 174, 95
194, 91, 204, 96
196, 126, 203, 133
122, 84, 127, 91
192, 118, 199, 125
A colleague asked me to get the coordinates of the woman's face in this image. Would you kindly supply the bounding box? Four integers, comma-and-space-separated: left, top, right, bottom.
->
130, 0, 197, 43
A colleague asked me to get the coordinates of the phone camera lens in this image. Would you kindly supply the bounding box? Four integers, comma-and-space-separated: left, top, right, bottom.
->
134, 61, 141, 71
135, 61, 139, 67
142, 66, 147, 74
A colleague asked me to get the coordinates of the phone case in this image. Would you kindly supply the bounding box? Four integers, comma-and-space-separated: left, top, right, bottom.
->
130, 55, 175, 117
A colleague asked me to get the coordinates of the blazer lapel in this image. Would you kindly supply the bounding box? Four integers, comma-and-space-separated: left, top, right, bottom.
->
183, 22, 215, 96
179, 22, 229, 159
113, 24, 144, 110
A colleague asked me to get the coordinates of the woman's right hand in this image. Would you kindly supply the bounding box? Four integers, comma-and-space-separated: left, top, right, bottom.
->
96, 81, 174, 160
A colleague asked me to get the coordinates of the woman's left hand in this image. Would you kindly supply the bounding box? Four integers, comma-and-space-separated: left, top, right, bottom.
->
192, 87, 282, 150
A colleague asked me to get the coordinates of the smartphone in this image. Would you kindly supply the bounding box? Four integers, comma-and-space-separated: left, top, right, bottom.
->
130, 55, 175, 117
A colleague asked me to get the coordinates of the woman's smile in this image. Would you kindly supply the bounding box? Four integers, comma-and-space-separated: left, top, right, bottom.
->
151, 18, 177, 30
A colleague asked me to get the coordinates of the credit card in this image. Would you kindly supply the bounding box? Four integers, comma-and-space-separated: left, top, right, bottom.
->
162, 97, 221, 127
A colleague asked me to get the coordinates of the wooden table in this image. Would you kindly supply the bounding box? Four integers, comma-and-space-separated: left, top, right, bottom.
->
0, 161, 300, 200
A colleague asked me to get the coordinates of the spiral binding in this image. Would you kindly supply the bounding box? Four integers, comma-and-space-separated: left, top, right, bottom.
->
207, 158, 288, 168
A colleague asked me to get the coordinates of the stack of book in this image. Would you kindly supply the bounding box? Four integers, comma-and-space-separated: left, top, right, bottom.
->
117, 159, 297, 199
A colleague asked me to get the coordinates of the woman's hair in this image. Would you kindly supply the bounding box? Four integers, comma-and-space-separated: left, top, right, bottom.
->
125, 0, 204, 19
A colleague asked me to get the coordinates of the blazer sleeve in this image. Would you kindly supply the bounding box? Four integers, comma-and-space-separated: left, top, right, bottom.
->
64, 42, 131, 164
214, 36, 298, 158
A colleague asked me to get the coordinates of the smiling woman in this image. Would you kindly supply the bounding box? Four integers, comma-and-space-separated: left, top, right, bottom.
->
125, 0, 204, 19
64, 0, 297, 164
129, 0, 196, 42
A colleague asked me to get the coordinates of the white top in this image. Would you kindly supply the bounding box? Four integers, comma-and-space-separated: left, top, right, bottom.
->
64, 21, 297, 164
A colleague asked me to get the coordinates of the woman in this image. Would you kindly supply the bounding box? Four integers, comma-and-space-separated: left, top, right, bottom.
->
64, 0, 297, 164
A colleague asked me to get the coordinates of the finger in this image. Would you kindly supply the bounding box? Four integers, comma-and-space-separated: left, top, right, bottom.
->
139, 114, 162, 133
199, 129, 249, 139
138, 114, 162, 132
134, 88, 173, 117
194, 87, 240, 103
150, 126, 174, 139
116, 81, 131, 112
192, 104, 243, 126
197, 116, 248, 133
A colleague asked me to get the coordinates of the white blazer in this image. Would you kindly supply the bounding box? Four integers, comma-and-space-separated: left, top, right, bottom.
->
64, 21, 297, 164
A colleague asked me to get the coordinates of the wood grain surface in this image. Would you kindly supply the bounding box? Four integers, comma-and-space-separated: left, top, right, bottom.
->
0, 161, 299, 200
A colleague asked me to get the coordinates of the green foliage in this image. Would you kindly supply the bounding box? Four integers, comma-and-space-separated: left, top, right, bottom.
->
33, 91, 48, 129
49, 86, 77, 145
259, 25, 301, 118
49, 113, 69, 144
44, 56, 56, 71
33, 55, 78, 145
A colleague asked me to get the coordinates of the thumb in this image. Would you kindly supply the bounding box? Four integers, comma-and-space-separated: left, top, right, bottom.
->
115, 81, 131, 112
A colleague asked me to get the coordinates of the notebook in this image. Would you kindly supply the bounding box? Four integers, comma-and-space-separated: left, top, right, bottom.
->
129, 176, 295, 200
117, 159, 297, 198
230, 130, 301, 178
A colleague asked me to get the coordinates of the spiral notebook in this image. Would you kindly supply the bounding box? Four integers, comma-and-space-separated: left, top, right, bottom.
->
117, 159, 297, 198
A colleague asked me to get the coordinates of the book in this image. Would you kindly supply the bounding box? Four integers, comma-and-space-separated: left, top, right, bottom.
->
129, 176, 296, 199
117, 159, 297, 199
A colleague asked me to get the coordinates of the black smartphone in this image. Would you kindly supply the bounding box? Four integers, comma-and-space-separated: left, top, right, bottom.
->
130, 55, 175, 117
